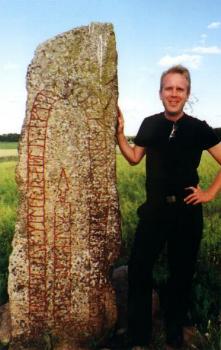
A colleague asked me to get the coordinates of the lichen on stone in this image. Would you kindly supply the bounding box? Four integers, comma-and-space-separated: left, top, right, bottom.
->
8, 22, 121, 350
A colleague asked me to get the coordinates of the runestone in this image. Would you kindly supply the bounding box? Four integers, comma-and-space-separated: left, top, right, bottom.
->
8, 22, 121, 350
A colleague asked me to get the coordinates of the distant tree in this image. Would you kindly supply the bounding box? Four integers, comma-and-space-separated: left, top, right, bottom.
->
0, 133, 20, 142
126, 136, 135, 144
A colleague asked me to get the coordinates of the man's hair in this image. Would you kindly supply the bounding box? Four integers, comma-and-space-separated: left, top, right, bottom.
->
160, 65, 191, 95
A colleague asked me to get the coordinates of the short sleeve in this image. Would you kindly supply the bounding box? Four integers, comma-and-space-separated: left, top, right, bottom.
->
134, 117, 153, 147
134, 119, 147, 147
198, 121, 220, 150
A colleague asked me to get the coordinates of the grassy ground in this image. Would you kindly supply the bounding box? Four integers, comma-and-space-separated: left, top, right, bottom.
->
0, 143, 220, 348
0, 160, 18, 304
0, 149, 18, 158
0, 142, 18, 161
0, 142, 18, 149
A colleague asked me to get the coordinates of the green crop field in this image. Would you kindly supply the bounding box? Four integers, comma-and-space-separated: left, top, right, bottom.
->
0, 146, 220, 348
0, 142, 18, 149
0, 142, 18, 162
0, 149, 18, 157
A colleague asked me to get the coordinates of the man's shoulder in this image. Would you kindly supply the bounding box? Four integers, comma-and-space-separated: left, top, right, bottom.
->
141, 112, 164, 124
184, 113, 200, 122
183, 113, 210, 127
135, 113, 164, 145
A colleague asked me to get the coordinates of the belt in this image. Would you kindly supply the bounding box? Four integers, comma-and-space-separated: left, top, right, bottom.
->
148, 190, 193, 204
165, 195, 177, 203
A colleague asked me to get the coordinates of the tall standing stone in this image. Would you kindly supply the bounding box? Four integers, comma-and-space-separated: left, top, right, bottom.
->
8, 22, 121, 350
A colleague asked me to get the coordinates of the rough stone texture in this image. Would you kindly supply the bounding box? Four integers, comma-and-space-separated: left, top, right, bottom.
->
8, 22, 121, 349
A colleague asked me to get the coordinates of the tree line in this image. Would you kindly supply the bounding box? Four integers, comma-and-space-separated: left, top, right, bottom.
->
0, 128, 221, 143
0, 133, 20, 142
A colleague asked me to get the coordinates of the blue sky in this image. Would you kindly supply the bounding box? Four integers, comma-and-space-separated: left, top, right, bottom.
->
1, 0, 221, 135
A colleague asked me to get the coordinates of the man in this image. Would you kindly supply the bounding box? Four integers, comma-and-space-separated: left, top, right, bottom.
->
117, 65, 221, 350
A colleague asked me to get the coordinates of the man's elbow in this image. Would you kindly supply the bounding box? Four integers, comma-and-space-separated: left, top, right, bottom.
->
125, 148, 144, 165
128, 159, 140, 166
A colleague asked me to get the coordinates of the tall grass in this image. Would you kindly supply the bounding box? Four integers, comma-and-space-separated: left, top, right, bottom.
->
116, 153, 145, 252
0, 161, 18, 304
0, 150, 220, 343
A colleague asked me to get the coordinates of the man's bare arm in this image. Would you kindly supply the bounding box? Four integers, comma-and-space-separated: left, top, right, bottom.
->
184, 142, 221, 204
117, 107, 145, 165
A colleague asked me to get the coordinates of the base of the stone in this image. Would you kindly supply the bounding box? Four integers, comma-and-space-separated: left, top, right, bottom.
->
9, 339, 91, 350
54, 342, 90, 350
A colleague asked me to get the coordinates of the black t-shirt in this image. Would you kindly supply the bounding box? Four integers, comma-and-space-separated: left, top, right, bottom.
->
134, 112, 220, 198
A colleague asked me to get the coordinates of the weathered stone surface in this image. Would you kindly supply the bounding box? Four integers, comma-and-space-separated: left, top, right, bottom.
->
8, 22, 121, 349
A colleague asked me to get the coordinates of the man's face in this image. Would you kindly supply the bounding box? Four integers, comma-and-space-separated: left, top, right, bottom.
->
159, 73, 189, 117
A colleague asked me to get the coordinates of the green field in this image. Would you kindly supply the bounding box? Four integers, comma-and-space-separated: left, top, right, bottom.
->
0, 149, 18, 157
0, 142, 18, 162
0, 142, 18, 149
0, 160, 18, 306
0, 143, 220, 347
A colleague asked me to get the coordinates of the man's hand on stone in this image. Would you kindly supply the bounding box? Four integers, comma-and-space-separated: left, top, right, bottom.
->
184, 185, 215, 205
117, 106, 124, 135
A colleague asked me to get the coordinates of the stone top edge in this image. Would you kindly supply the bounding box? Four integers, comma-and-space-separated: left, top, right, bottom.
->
35, 22, 115, 51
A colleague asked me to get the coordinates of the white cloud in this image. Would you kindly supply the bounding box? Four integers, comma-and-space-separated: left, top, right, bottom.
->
208, 21, 221, 29
191, 46, 221, 54
158, 54, 202, 69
